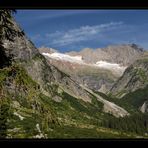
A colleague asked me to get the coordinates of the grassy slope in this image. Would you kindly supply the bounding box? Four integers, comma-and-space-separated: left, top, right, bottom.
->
1, 63, 141, 138
0, 64, 58, 138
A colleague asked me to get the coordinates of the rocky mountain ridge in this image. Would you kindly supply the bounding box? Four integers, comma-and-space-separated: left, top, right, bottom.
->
66, 44, 144, 66
0, 11, 133, 138
39, 44, 144, 93
1, 10, 148, 138
110, 57, 148, 98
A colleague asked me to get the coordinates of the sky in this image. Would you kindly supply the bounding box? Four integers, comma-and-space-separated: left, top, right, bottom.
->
14, 10, 148, 52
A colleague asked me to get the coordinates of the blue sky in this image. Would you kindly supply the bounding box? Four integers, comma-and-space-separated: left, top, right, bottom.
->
15, 10, 148, 52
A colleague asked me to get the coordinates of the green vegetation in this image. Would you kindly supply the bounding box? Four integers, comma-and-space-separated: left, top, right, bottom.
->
136, 68, 148, 82
122, 86, 148, 108
0, 46, 13, 68
0, 99, 10, 138
105, 86, 148, 113
46, 125, 136, 138
101, 113, 148, 136
40, 92, 99, 126
1, 60, 148, 138
61, 91, 106, 124
94, 86, 148, 136
0, 10, 24, 69
1, 9, 148, 138
131, 67, 148, 82
0, 64, 59, 138
0, 67, 9, 88
137, 58, 148, 63
32, 53, 45, 61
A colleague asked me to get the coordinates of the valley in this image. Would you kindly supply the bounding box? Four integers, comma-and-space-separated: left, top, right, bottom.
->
0, 10, 148, 139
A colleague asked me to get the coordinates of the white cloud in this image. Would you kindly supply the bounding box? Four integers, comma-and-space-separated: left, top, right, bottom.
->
49, 22, 123, 46
30, 21, 124, 48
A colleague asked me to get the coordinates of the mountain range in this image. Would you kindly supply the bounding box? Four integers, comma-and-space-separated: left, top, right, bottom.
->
39, 44, 144, 93
0, 10, 148, 138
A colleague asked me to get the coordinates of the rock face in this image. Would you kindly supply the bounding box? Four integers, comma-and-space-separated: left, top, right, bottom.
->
80, 84, 129, 117
1, 14, 130, 119
4, 11, 148, 138
2, 18, 38, 61
39, 44, 144, 93
38, 56, 118, 93
2, 17, 92, 103
140, 101, 148, 113
110, 57, 148, 98
38, 47, 58, 54
67, 44, 144, 66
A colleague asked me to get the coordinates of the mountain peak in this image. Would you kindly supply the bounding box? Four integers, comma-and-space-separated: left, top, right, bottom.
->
129, 43, 144, 52
66, 44, 144, 66
39, 47, 58, 54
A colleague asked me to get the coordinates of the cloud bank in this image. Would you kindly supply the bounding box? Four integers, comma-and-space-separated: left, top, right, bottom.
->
49, 22, 123, 46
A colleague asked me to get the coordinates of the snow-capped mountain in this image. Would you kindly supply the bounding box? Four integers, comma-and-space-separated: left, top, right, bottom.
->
39, 44, 144, 93
67, 44, 144, 66
94, 60, 126, 74
42, 52, 126, 75
42, 52, 84, 64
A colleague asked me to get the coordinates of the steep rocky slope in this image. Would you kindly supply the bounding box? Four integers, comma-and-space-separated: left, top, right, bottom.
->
110, 57, 148, 98
39, 44, 144, 93
38, 55, 118, 93
67, 44, 144, 66
140, 100, 148, 113
2, 16, 92, 103
0, 64, 59, 138
0, 11, 131, 138
108, 52, 148, 114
